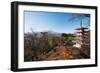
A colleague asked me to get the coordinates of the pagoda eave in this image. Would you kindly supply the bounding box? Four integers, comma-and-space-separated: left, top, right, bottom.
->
75, 27, 88, 30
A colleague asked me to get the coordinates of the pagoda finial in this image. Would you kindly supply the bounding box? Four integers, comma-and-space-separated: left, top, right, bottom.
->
80, 19, 82, 28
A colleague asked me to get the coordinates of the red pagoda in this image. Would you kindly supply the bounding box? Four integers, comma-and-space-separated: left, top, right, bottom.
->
73, 20, 89, 49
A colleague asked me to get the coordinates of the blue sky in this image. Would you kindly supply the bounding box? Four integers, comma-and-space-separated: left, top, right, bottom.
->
24, 11, 90, 33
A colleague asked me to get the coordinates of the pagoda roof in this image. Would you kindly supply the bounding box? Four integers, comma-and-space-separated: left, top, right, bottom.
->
75, 27, 88, 30
76, 30, 89, 33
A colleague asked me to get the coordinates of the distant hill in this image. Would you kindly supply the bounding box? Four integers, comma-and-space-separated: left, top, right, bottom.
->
24, 30, 62, 38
